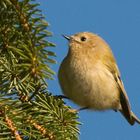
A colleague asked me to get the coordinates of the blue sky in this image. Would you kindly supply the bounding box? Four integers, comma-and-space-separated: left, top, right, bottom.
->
37, 0, 140, 139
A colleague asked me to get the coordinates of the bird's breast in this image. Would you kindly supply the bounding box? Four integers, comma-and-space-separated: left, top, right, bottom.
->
59, 57, 120, 110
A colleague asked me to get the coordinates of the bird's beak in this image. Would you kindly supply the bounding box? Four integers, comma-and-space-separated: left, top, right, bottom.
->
62, 34, 71, 41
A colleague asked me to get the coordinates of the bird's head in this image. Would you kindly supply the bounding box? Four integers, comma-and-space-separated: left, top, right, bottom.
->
62, 32, 108, 51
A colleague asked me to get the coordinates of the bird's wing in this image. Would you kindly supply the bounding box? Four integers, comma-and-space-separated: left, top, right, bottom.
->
107, 61, 132, 119
114, 72, 132, 121
114, 72, 140, 125
102, 53, 133, 124
104, 51, 140, 124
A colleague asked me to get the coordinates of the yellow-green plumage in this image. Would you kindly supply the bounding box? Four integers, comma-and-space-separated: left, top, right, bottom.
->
58, 32, 140, 125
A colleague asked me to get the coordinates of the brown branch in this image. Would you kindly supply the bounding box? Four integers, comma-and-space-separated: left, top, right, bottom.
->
4, 115, 22, 140
29, 119, 55, 140
10, 0, 30, 31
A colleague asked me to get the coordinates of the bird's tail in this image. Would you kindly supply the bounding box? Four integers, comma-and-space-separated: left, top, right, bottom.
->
131, 111, 140, 124
120, 110, 140, 125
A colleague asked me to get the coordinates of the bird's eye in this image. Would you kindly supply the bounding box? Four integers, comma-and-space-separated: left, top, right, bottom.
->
80, 36, 86, 41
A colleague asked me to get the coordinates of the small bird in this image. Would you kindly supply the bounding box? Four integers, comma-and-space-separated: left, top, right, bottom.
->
58, 32, 140, 125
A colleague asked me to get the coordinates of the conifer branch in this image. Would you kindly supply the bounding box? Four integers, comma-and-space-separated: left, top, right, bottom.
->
10, 0, 30, 31
0, 0, 80, 139
29, 119, 55, 140
4, 116, 22, 140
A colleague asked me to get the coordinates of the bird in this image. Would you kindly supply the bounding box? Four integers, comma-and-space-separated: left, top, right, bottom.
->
58, 32, 140, 125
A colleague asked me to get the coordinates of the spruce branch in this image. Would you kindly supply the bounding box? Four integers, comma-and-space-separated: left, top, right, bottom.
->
0, 0, 80, 139
4, 115, 22, 140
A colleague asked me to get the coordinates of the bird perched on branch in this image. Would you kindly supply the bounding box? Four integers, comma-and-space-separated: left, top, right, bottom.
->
58, 32, 140, 125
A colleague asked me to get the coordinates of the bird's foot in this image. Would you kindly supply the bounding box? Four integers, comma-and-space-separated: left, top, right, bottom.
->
69, 107, 89, 113
69, 109, 78, 113
54, 95, 70, 99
